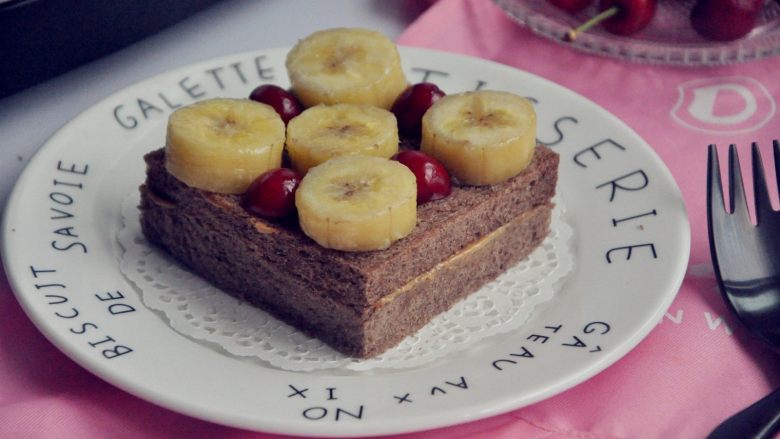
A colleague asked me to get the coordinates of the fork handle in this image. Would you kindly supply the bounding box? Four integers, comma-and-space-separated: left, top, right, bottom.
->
708, 387, 780, 439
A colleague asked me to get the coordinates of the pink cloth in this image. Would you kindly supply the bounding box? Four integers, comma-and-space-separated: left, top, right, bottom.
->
2, 1, 780, 437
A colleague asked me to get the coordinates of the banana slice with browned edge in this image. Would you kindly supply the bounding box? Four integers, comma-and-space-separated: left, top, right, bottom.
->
420, 90, 536, 186
165, 98, 285, 194
285, 103, 399, 174
286, 28, 408, 109
295, 155, 417, 252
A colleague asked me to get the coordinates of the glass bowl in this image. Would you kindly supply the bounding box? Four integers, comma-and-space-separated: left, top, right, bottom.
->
493, 0, 780, 65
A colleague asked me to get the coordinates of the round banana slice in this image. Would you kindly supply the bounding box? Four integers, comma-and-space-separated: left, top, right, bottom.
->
286, 28, 408, 109
165, 98, 285, 194
286, 103, 399, 174
296, 155, 417, 252
421, 90, 536, 186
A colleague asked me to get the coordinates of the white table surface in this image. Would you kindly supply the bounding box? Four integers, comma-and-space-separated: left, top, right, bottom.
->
0, 0, 416, 211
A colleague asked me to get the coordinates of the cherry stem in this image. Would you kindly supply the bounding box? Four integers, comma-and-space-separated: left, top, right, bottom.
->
563, 6, 619, 42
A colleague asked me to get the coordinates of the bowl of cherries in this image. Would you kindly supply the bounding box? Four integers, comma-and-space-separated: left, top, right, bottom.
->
494, 0, 780, 65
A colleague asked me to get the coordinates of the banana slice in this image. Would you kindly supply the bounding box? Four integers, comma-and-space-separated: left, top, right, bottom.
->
296, 155, 417, 252
165, 98, 285, 194
420, 90, 536, 186
285, 103, 399, 174
286, 28, 408, 109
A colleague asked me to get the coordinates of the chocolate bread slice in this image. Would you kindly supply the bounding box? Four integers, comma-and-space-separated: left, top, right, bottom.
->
139, 146, 558, 358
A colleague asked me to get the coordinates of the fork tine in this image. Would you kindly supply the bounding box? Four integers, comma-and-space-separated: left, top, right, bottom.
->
729, 144, 750, 221
708, 144, 725, 216
752, 142, 772, 224
774, 140, 780, 196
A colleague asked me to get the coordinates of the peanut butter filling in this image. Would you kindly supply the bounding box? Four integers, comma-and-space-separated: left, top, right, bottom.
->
376, 207, 541, 307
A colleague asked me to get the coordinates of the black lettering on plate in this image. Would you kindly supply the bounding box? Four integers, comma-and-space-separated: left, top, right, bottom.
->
545, 324, 562, 333
335, 406, 363, 421
596, 170, 649, 202
179, 76, 206, 99
138, 98, 164, 119
446, 376, 468, 389
612, 209, 657, 227
113, 104, 138, 130
254, 55, 274, 80
158, 91, 182, 110
205, 66, 226, 90
539, 116, 578, 146
584, 321, 611, 335
573, 139, 626, 168
526, 334, 549, 343
411, 67, 448, 82
303, 407, 327, 420
102, 345, 133, 359
394, 393, 412, 404
56, 161, 88, 175
606, 243, 657, 263
230, 62, 247, 84
562, 335, 586, 348
288, 384, 308, 398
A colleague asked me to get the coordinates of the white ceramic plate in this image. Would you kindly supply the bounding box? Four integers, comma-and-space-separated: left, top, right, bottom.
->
1, 47, 689, 437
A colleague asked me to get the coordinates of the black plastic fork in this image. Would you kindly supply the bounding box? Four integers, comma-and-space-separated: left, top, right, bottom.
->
707, 141, 780, 439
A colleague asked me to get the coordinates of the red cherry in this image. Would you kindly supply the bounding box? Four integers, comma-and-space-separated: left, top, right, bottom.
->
548, 0, 594, 13
249, 85, 303, 124
562, 0, 654, 41
598, 0, 656, 35
393, 150, 452, 204
691, 0, 762, 41
391, 83, 445, 139
243, 168, 302, 219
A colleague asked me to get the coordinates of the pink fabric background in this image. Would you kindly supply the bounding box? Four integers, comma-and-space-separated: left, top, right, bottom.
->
2, 0, 780, 437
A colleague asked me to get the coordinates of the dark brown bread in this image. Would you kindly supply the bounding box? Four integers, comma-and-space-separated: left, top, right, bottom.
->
139, 146, 558, 357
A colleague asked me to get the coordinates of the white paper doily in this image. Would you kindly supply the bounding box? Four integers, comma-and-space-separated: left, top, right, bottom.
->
118, 191, 574, 372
